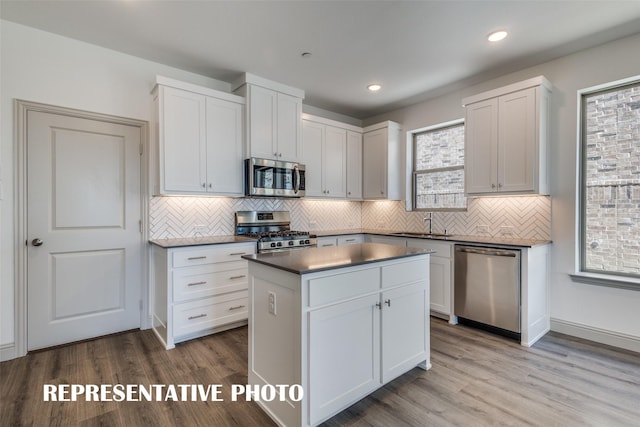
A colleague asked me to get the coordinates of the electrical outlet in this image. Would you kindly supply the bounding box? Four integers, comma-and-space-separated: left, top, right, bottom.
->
268, 291, 277, 315
477, 224, 489, 234
500, 225, 515, 236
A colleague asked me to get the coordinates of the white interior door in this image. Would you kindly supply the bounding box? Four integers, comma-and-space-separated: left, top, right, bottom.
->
27, 110, 142, 350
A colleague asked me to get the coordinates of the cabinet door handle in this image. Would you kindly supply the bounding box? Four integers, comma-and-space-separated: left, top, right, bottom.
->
229, 275, 246, 280
498, 183, 503, 189
228, 305, 246, 311
229, 252, 247, 256
208, 183, 212, 189
187, 281, 207, 287
491, 183, 496, 189
187, 256, 207, 260
202, 183, 206, 188
385, 299, 391, 307
375, 302, 382, 310
345, 239, 356, 242
188, 313, 207, 320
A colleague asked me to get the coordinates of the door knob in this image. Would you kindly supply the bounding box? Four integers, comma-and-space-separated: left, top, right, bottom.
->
32, 238, 44, 247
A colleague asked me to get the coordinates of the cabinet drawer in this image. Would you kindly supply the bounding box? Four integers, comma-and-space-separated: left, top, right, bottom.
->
405, 239, 452, 259
173, 264, 248, 302
172, 243, 255, 267
382, 258, 429, 288
308, 268, 379, 307
173, 291, 248, 338
337, 235, 364, 245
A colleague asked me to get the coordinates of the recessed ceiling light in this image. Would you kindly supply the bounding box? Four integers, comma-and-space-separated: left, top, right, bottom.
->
487, 30, 508, 42
367, 84, 382, 92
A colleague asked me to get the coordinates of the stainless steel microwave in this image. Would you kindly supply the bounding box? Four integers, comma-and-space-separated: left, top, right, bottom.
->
245, 158, 306, 197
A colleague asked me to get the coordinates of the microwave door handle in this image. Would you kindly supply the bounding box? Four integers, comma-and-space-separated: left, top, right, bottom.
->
293, 164, 300, 194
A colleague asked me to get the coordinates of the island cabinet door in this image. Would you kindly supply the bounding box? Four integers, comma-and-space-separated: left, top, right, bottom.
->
308, 293, 381, 425
381, 281, 429, 383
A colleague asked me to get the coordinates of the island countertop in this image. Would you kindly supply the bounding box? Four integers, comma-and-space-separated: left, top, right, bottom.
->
242, 242, 433, 274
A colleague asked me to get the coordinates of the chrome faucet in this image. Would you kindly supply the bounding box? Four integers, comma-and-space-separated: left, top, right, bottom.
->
422, 212, 433, 234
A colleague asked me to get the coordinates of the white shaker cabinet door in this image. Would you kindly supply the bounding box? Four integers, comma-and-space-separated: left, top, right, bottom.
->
205, 96, 244, 195
161, 86, 207, 193
381, 281, 429, 383
308, 294, 381, 425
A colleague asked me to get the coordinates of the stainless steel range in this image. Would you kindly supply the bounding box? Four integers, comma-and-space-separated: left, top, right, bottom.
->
235, 211, 317, 253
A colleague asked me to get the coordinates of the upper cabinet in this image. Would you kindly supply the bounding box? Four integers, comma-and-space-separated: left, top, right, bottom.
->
346, 130, 363, 199
302, 114, 362, 199
232, 73, 304, 163
152, 77, 244, 196
463, 76, 551, 196
362, 121, 402, 200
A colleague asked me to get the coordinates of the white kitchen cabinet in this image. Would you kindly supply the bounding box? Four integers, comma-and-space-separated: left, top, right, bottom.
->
152, 77, 244, 196
337, 234, 364, 245
302, 120, 347, 198
346, 130, 363, 199
246, 253, 430, 427
316, 236, 337, 247
233, 73, 304, 163
365, 234, 406, 246
151, 242, 255, 349
406, 238, 454, 319
463, 76, 551, 196
362, 121, 402, 200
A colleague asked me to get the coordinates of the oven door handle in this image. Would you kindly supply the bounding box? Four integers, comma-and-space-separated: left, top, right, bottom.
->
293, 164, 300, 194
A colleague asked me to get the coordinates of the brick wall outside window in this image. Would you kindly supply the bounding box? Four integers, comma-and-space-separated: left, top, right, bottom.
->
583, 83, 640, 275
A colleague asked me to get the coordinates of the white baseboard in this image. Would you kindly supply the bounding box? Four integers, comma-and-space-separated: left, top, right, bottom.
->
550, 318, 640, 353
0, 342, 18, 362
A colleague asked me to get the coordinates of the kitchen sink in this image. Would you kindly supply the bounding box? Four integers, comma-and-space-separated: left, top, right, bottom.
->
388, 232, 451, 239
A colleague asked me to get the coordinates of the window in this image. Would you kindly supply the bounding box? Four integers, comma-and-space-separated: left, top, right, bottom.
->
579, 78, 639, 279
411, 120, 466, 210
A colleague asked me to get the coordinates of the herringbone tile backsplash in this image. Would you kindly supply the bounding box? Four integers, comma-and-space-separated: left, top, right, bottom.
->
149, 196, 550, 240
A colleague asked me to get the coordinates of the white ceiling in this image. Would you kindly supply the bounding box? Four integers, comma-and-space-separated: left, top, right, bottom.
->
2, 0, 640, 119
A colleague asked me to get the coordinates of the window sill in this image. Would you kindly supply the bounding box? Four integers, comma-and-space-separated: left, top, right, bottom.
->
570, 272, 639, 291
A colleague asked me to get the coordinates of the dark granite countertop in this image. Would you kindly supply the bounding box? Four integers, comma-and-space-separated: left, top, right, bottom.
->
242, 242, 434, 275
313, 229, 551, 248
149, 235, 257, 248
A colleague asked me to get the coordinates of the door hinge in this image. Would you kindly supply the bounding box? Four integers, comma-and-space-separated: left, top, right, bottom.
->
139, 143, 143, 156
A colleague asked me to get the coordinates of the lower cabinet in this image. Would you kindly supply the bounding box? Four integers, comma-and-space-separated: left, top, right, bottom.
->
151, 242, 255, 349
406, 239, 454, 318
316, 234, 364, 248
247, 255, 430, 427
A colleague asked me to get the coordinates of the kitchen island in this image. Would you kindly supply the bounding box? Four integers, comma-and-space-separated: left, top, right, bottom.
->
242, 243, 433, 427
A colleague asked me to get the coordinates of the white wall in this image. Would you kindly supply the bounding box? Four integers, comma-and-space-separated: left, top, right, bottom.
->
365, 33, 640, 341
2, 20, 639, 359
0, 21, 233, 359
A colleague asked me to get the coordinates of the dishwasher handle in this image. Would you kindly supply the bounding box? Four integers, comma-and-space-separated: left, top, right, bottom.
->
455, 246, 518, 257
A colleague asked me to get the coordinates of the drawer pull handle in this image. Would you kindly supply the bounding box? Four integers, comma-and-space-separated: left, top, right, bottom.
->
228, 305, 245, 311
385, 299, 391, 307
188, 313, 207, 320
345, 239, 356, 242
229, 275, 246, 280
187, 281, 207, 287
229, 252, 247, 256
187, 256, 207, 260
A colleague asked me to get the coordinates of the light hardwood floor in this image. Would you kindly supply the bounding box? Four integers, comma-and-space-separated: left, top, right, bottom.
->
1, 318, 638, 426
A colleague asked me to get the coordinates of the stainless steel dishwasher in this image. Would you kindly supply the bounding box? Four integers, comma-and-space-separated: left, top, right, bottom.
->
454, 245, 521, 337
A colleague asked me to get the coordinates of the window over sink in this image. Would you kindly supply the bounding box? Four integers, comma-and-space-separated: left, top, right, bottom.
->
408, 119, 466, 211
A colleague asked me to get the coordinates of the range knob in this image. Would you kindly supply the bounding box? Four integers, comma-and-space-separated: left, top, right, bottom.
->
304, 239, 310, 244
270, 242, 277, 248
276, 242, 283, 247
288, 240, 294, 246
